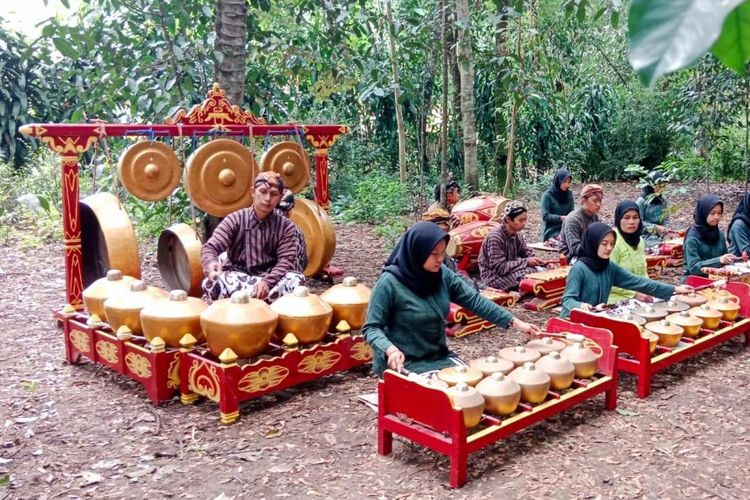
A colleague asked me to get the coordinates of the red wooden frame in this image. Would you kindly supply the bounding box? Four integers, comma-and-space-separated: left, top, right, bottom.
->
570, 275, 750, 398
378, 318, 618, 488
20, 84, 349, 311
445, 288, 516, 337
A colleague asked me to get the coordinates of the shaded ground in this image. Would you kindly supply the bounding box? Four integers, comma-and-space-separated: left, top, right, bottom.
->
1, 181, 749, 499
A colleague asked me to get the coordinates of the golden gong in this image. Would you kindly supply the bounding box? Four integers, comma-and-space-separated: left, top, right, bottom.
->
185, 138, 258, 217
259, 141, 310, 194
117, 141, 182, 201
290, 198, 336, 277
157, 223, 204, 297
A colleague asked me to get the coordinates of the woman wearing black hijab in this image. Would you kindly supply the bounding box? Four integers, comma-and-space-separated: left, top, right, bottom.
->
727, 192, 750, 257
683, 195, 738, 280
363, 222, 541, 376
608, 201, 649, 303
560, 222, 691, 318
541, 168, 574, 241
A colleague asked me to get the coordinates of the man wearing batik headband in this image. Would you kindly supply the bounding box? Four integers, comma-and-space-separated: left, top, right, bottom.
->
479, 200, 553, 292
560, 183, 603, 261
200, 172, 305, 303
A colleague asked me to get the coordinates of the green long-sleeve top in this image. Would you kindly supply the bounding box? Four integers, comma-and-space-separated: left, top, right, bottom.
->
540, 191, 575, 241
607, 229, 648, 303
682, 231, 727, 281
728, 219, 750, 257
560, 261, 674, 318
363, 267, 515, 376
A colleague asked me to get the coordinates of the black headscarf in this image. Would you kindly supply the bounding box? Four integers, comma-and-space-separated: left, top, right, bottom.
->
641, 170, 664, 206
384, 222, 450, 297
688, 195, 723, 245
614, 200, 643, 250
577, 222, 615, 273
548, 168, 573, 204
728, 192, 750, 246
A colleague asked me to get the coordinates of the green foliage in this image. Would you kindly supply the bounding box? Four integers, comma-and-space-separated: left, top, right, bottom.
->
332, 172, 412, 224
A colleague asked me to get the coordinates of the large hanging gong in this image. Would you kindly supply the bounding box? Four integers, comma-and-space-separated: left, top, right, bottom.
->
185, 138, 258, 217
117, 141, 182, 201
290, 199, 336, 277
260, 141, 310, 194
157, 223, 204, 297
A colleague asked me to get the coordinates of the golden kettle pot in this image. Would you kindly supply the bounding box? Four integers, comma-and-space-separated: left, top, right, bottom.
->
103, 280, 168, 335
666, 310, 703, 338
644, 319, 683, 348
270, 286, 333, 344
509, 362, 551, 404
689, 304, 723, 330
707, 297, 740, 322
475, 372, 521, 416
140, 290, 208, 347
446, 382, 485, 428
82, 269, 136, 320
320, 277, 371, 330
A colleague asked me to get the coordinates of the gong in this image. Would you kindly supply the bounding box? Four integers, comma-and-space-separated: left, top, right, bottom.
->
80, 192, 141, 287
185, 138, 258, 217
259, 141, 310, 194
117, 141, 182, 201
290, 199, 336, 277
157, 223, 204, 297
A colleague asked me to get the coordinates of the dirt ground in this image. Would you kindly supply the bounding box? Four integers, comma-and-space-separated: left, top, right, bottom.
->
1, 181, 749, 499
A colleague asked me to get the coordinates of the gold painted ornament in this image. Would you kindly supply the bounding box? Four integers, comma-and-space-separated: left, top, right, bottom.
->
259, 141, 310, 193
185, 138, 258, 217
117, 141, 182, 201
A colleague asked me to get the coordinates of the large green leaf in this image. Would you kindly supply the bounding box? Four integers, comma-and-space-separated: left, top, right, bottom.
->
711, 1, 750, 73
52, 37, 78, 59
629, 0, 744, 86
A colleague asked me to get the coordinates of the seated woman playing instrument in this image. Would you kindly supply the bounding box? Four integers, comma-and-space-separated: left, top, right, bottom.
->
540, 168, 574, 242
363, 222, 542, 376
200, 172, 306, 303
608, 200, 651, 304
478, 201, 552, 292
727, 192, 750, 258
683, 194, 738, 281
560, 183, 603, 261
636, 170, 671, 248
560, 222, 692, 318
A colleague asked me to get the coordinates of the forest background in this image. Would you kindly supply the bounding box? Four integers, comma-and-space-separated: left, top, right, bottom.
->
2, 0, 750, 243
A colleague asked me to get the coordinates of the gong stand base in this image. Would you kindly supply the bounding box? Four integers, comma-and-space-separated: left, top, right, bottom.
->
178, 332, 372, 425
55, 310, 180, 404
519, 273, 567, 312
571, 276, 750, 399
378, 318, 618, 488
445, 288, 516, 338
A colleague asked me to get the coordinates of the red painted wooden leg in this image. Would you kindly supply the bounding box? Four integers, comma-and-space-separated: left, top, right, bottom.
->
219, 362, 240, 425
744, 331, 750, 346
378, 427, 393, 455
449, 450, 468, 488
636, 368, 652, 398
605, 384, 617, 410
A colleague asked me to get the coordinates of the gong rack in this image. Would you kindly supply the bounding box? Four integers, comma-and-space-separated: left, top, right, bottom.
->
54, 307, 372, 422
570, 276, 750, 398
378, 318, 618, 488
445, 287, 516, 337
20, 83, 349, 312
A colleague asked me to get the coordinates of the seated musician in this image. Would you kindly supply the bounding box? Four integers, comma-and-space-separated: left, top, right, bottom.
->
540, 168, 574, 242
683, 194, 738, 281
636, 170, 671, 248
608, 200, 651, 304
478, 201, 551, 292
560, 222, 692, 318
428, 178, 461, 227
363, 222, 542, 376
277, 189, 309, 274
200, 172, 305, 303
560, 184, 603, 262
727, 192, 750, 258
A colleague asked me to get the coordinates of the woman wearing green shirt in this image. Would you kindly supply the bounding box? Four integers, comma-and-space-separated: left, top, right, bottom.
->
363, 222, 542, 376
561, 222, 692, 318
540, 169, 575, 242
727, 192, 750, 258
683, 195, 738, 281
608, 201, 651, 304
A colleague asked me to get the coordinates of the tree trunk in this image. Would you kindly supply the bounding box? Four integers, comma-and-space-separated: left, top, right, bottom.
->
503, 96, 517, 196
440, 0, 450, 205
447, 7, 462, 171
215, 0, 248, 106
494, 0, 510, 188
386, 0, 408, 183
455, 0, 478, 191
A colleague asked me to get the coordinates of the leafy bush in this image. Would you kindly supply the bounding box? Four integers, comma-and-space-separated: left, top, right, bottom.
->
332, 171, 412, 224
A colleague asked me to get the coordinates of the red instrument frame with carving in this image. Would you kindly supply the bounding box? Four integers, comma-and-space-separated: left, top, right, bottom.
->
657, 238, 684, 267
21, 84, 349, 311
571, 276, 750, 398
377, 318, 618, 488
445, 288, 516, 337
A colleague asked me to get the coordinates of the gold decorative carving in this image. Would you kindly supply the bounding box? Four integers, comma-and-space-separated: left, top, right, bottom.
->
188, 360, 220, 402
167, 357, 180, 389
70, 329, 90, 353
350, 342, 373, 362
125, 352, 153, 379
96, 341, 118, 364
298, 350, 342, 374
238, 365, 290, 393
165, 83, 266, 126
